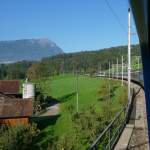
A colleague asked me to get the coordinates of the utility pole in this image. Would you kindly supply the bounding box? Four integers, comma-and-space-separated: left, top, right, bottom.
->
109, 61, 111, 79
117, 58, 119, 79
108, 62, 111, 104
76, 71, 79, 113
112, 64, 115, 77
111, 64, 113, 77
128, 8, 131, 101
122, 56, 124, 86
99, 63, 101, 75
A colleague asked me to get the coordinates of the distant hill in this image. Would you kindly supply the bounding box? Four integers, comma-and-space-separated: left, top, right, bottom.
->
26, 44, 140, 79
0, 44, 140, 80
0, 38, 63, 63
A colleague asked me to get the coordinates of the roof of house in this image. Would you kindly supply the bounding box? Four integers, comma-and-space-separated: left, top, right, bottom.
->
0, 94, 33, 119
0, 80, 20, 94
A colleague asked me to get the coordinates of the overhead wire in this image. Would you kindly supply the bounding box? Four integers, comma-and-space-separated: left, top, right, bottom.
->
104, 0, 129, 82
104, 0, 128, 35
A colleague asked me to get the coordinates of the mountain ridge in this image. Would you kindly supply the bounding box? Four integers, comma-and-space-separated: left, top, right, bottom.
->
0, 38, 63, 63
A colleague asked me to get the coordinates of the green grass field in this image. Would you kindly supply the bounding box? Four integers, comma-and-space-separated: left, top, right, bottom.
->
35, 74, 127, 148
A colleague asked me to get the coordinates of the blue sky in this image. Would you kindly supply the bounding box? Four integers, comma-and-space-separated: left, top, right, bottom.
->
0, 0, 138, 52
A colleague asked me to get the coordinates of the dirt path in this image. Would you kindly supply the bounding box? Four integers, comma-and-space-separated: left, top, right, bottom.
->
40, 103, 60, 116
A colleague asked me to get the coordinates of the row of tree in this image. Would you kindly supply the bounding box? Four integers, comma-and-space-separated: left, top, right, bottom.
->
27, 44, 140, 80
0, 61, 33, 80
0, 45, 140, 80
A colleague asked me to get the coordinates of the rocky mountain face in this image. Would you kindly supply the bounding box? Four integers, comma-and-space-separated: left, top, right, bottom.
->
0, 38, 63, 63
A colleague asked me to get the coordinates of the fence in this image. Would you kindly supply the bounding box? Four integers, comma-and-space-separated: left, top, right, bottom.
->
88, 75, 141, 150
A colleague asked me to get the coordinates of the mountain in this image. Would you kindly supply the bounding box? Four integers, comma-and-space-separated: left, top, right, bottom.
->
0, 38, 63, 63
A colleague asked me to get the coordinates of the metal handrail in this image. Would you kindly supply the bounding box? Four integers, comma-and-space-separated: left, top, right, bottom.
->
88, 90, 135, 150
88, 107, 125, 148
87, 73, 143, 150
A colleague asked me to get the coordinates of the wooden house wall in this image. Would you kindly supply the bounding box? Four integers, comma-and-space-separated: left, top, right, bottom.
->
0, 118, 29, 125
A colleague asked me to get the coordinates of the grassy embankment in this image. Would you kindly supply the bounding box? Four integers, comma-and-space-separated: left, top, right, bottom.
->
34, 74, 127, 148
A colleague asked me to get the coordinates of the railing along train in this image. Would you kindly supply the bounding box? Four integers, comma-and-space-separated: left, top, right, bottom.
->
88, 71, 143, 150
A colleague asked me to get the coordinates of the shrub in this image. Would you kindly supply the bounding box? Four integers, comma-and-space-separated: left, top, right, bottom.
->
0, 123, 40, 150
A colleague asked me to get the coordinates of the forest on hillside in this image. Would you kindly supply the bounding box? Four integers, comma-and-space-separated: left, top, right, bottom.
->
0, 44, 140, 80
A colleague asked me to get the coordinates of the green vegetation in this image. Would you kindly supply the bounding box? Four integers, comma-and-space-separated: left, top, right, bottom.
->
32, 74, 127, 149
0, 124, 40, 150
0, 44, 133, 149
27, 45, 141, 80
0, 44, 141, 80
0, 73, 127, 149
0, 61, 33, 80
132, 56, 142, 70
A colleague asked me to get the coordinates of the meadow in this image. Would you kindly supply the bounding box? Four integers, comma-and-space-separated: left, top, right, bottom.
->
35, 74, 127, 149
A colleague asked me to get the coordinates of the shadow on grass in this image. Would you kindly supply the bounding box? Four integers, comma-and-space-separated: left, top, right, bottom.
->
58, 92, 76, 103
41, 96, 59, 109
41, 92, 76, 109
29, 115, 60, 129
